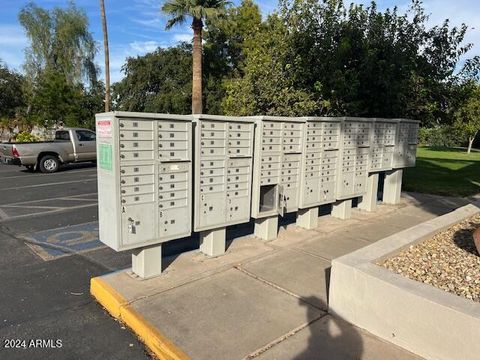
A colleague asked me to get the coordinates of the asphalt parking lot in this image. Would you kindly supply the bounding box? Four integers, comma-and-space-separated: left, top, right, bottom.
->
0, 163, 150, 359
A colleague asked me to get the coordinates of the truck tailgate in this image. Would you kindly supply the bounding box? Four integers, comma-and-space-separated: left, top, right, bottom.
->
0, 143, 14, 158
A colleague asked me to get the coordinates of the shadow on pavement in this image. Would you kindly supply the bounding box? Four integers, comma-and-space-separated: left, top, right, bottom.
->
293, 296, 364, 360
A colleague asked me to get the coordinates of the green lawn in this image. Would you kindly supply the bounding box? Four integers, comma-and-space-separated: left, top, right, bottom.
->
403, 147, 480, 197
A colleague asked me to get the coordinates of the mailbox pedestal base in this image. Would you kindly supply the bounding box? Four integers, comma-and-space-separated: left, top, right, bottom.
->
254, 216, 278, 241
200, 228, 226, 257
358, 173, 379, 212
296, 207, 318, 230
332, 199, 352, 220
132, 244, 163, 279
383, 169, 403, 205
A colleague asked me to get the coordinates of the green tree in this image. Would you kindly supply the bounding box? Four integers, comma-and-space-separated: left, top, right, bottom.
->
18, 1, 101, 128
113, 45, 193, 114
161, 0, 231, 114
19, 1, 97, 86
0, 62, 25, 119
455, 83, 480, 153
222, 14, 324, 116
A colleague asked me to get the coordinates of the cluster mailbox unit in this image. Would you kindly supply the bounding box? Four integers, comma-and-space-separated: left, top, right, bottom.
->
297, 117, 342, 229
96, 112, 193, 278
96, 112, 419, 278
193, 115, 255, 257
250, 116, 306, 240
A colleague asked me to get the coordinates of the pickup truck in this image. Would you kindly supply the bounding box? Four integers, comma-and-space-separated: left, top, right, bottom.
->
0, 128, 96, 173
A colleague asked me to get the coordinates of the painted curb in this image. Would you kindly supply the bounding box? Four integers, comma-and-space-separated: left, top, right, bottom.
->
90, 277, 190, 360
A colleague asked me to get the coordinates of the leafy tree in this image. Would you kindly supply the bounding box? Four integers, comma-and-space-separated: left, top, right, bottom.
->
18, 1, 101, 128
202, 0, 262, 113
0, 62, 25, 119
113, 45, 193, 114
161, 0, 231, 114
222, 14, 324, 116
19, 1, 97, 86
455, 83, 480, 153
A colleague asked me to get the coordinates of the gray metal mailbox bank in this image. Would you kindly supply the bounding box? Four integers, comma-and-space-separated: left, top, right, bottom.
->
250, 116, 306, 241
96, 111, 420, 279
193, 115, 255, 257
96, 112, 193, 278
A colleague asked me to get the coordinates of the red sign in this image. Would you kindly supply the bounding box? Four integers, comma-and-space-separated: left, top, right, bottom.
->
97, 120, 112, 138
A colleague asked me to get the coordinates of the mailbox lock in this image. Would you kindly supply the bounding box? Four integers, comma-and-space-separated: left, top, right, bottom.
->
127, 217, 136, 234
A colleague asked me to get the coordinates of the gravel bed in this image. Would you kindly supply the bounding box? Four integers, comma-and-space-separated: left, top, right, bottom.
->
379, 214, 480, 302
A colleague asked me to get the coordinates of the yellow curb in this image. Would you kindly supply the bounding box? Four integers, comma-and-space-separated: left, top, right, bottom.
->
90, 277, 126, 318
90, 276, 189, 360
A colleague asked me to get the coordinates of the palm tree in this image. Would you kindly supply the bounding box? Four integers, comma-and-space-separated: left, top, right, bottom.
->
162, 0, 230, 114
99, 0, 110, 112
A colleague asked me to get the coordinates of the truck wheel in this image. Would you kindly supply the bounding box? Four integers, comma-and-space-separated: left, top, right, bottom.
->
39, 155, 59, 173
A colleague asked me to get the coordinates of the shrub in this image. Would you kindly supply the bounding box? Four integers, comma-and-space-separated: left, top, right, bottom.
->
418, 126, 459, 147
15, 131, 40, 143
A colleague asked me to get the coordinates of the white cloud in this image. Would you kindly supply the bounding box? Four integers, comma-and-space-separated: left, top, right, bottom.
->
173, 33, 192, 42
129, 40, 162, 53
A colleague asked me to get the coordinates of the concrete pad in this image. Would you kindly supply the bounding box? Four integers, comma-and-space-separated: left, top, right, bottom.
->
241, 249, 331, 310
295, 233, 371, 260
255, 315, 422, 360
131, 268, 325, 360
101, 236, 275, 303
269, 224, 321, 248
311, 215, 362, 234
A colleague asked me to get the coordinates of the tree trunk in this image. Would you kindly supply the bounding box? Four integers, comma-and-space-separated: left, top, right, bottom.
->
192, 18, 203, 114
100, 0, 110, 112
467, 132, 477, 154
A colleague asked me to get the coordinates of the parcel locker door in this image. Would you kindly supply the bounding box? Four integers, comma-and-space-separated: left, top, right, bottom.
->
406, 145, 417, 167
121, 203, 156, 247
199, 192, 227, 228
303, 177, 320, 207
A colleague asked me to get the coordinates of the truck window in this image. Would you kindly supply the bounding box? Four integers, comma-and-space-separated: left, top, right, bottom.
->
55, 131, 70, 141
76, 130, 96, 142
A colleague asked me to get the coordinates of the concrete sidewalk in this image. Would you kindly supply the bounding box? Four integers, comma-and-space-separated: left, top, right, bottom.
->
91, 192, 469, 359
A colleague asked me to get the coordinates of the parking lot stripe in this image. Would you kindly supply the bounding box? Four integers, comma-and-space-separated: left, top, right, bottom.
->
0, 168, 96, 180
0, 203, 98, 223
1, 193, 98, 207
0, 178, 96, 191
91, 277, 190, 360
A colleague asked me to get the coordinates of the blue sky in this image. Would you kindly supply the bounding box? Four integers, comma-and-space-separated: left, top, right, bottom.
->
1, 0, 479, 83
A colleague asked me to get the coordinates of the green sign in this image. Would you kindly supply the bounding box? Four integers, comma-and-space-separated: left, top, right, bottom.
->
99, 143, 112, 171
